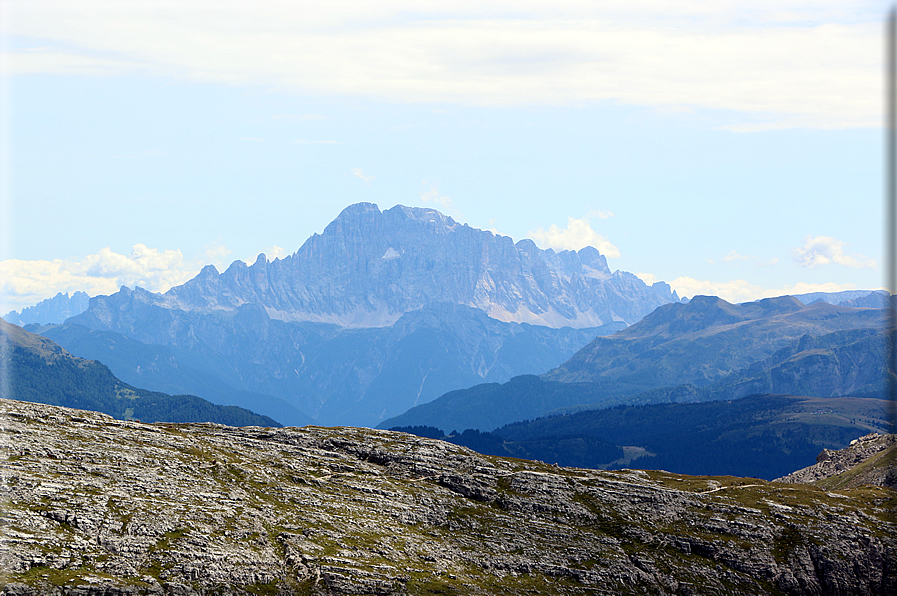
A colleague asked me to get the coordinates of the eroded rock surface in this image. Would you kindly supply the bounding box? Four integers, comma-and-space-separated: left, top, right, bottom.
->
775, 433, 897, 489
2, 399, 895, 595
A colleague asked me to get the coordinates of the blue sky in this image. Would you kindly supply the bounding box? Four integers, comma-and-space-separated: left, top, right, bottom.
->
0, 1, 888, 312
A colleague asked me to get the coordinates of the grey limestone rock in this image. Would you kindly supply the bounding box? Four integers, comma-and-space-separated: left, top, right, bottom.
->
2, 399, 895, 595
775, 433, 897, 489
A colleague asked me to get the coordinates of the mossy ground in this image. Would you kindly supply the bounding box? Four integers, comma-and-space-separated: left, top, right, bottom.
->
4, 406, 894, 595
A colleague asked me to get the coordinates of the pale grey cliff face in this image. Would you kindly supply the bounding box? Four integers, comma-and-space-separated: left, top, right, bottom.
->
2, 292, 90, 327
159, 203, 674, 328
2, 399, 895, 596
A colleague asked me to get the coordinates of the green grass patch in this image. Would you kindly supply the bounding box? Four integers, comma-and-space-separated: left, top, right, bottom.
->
816, 445, 896, 491
11, 566, 150, 590
245, 579, 280, 596
772, 525, 803, 565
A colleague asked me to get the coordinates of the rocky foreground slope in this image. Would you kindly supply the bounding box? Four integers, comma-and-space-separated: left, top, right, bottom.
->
2, 399, 895, 595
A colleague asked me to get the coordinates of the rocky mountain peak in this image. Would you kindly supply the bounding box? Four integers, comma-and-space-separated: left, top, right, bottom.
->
2, 291, 92, 326
145, 203, 676, 328
331, 200, 382, 221
196, 264, 219, 281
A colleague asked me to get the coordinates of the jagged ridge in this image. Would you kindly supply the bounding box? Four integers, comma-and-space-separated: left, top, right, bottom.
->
81, 203, 676, 329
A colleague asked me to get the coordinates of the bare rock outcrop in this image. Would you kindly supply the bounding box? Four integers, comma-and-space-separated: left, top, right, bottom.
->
775, 433, 897, 489
2, 399, 895, 595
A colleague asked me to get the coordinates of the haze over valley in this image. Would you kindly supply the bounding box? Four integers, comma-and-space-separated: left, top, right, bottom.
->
2, 202, 892, 482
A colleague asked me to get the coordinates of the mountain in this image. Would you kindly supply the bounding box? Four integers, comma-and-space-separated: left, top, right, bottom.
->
835, 290, 892, 308
547, 295, 884, 386
791, 289, 881, 306
401, 393, 891, 480
775, 432, 897, 489
90, 203, 676, 329
0, 318, 281, 427
48, 203, 675, 426
44, 304, 614, 427
2, 291, 90, 326
381, 296, 889, 431
4, 398, 894, 595
29, 320, 315, 427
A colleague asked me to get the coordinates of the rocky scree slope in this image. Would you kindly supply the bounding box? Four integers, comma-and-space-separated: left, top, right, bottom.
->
2, 399, 895, 595
776, 433, 897, 490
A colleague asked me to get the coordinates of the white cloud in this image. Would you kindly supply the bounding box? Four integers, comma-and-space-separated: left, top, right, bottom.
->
420, 183, 466, 221
669, 276, 860, 303
792, 235, 876, 269
351, 168, 374, 184
0, 244, 207, 313
263, 245, 286, 260
635, 272, 657, 285
724, 250, 753, 262
0, 1, 882, 129
527, 216, 620, 257
721, 251, 778, 267
586, 209, 614, 220
421, 186, 454, 209
201, 242, 232, 268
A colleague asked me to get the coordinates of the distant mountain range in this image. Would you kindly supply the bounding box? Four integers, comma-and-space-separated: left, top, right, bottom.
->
7, 285, 883, 328
792, 289, 889, 307
3, 291, 90, 326
37, 304, 612, 426
0, 319, 279, 427
381, 295, 890, 432
5, 202, 887, 432
32, 203, 677, 427
80, 203, 679, 329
